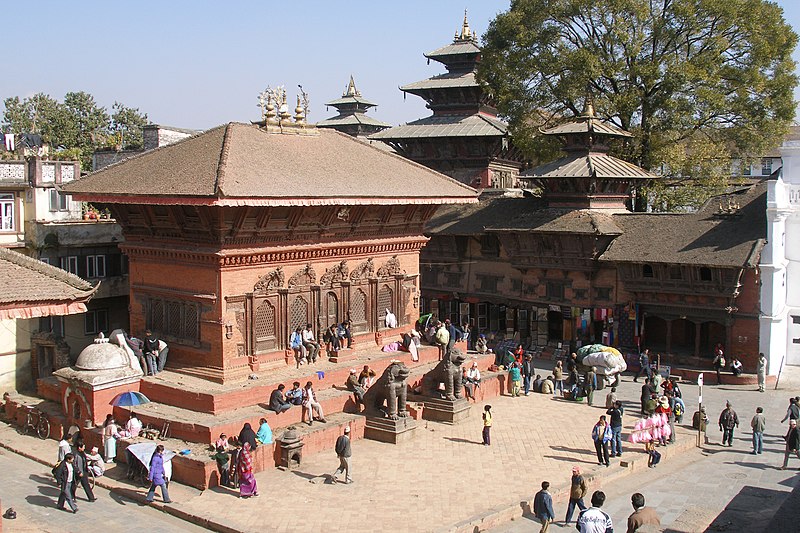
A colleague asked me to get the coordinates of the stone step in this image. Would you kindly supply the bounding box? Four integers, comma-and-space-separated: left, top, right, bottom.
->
139, 343, 449, 415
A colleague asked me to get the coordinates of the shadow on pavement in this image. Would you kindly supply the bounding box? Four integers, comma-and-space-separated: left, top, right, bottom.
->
443, 436, 483, 445
543, 455, 597, 465
25, 494, 56, 509
704, 484, 796, 533
290, 469, 331, 484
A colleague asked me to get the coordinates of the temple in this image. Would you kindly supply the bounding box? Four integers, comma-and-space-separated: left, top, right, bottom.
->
63, 103, 476, 384
422, 106, 767, 371
370, 11, 527, 188
317, 76, 390, 137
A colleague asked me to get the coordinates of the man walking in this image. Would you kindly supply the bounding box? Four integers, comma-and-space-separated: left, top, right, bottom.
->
71, 442, 96, 502
719, 401, 739, 447
435, 321, 450, 361
634, 348, 651, 382
751, 406, 766, 455
54, 453, 78, 513
782, 419, 800, 470
533, 481, 555, 533
626, 493, 660, 533
444, 319, 457, 358
565, 466, 588, 524
576, 491, 613, 533
332, 426, 353, 484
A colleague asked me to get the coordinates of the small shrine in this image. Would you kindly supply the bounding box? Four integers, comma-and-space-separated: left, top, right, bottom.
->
53, 332, 143, 427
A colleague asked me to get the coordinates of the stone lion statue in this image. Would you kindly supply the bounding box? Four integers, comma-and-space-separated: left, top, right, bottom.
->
363, 361, 410, 420
422, 347, 467, 400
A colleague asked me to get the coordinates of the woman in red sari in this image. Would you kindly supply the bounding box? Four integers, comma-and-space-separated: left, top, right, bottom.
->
237, 442, 259, 498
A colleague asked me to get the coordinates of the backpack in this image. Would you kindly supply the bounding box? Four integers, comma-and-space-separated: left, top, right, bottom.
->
674, 402, 684, 417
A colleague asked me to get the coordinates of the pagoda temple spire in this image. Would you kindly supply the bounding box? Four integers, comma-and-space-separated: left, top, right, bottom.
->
317, 75, 389, 138
522, 107, 655, 210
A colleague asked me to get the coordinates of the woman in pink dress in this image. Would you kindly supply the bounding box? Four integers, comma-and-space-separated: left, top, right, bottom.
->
237, 442, 259, 498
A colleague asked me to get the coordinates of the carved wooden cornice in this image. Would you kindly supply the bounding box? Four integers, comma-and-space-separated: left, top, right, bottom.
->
123, 238, 429, 268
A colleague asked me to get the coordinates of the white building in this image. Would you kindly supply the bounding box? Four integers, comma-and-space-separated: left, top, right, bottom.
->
760, 130, 800, 374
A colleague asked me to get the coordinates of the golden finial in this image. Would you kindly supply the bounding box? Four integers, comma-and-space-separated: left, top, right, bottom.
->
460, 9, 471, 40
583, 99, 595, 117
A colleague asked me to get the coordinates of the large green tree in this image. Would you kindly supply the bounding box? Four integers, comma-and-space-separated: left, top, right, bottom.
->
2, 92, 148, 170
479, 0, 798, 209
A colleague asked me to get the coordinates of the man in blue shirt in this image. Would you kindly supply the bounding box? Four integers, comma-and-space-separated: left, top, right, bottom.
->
533, 480, 555, 532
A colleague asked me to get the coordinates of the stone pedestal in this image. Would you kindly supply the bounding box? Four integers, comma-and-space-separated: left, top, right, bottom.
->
422, 397, 471, 424
364, 415, 417, 444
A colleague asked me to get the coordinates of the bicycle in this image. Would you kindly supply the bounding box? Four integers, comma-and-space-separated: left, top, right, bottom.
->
22, 406, 51, 440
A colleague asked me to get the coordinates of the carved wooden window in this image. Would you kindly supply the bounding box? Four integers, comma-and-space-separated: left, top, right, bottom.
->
350, 288, 367, 333
290, 296, 309, 331
254, 300, 276, 352
699, 267, 713, 281
378, 285, 393, 327
643, 264, 654, 278
146, 297, 200, 345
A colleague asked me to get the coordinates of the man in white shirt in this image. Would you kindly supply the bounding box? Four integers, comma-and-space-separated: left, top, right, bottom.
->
577, 491, 613, 533
302, 323, 320, 363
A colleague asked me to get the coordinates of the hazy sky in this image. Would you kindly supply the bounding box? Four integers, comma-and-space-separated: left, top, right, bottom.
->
2, 0, 799, 130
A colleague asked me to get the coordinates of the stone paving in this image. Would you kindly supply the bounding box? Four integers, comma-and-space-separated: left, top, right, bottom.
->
1, 362, 797, 533
493, 366, 800, 533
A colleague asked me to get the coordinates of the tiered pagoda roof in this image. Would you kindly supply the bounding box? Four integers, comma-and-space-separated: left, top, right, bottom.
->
371, 11, 526, 188
317, 76, 390, 137
521, 103, 656, 209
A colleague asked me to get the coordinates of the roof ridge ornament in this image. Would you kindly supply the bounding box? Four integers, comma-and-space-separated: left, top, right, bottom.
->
344, 75, 361, 98
455, 8, 475, 42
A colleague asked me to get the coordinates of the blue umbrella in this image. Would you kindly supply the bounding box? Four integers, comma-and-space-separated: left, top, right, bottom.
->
110, 391, 150, 408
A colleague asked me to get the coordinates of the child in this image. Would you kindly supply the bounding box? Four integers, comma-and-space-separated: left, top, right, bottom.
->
482, 405, 493, 446
645, 439, 661, 468
212, 445, 230, 487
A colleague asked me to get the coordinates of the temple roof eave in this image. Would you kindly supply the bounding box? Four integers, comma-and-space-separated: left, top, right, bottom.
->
522, 152, 657, 180
68, 193, 477, 207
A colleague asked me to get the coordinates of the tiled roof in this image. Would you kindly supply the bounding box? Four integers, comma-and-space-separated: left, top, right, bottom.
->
0, 247, 96, 306
325, 95, 378, 107
425, 40, 481, 60
523, 152, 656, 180
317, 114, 390, 128
370, 113, 507, 140
426, 193, 622, 236
400, 71, 478, 92
62, 123, 477, 206
542, 117, 633, 138
600, 181, 767, 267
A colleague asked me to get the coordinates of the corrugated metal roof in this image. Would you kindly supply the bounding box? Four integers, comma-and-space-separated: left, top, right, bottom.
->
542, 117, 633, 138
523, 152, 656, 180
425, 40, 481, 60
401, 71, 478, 92
317, 113, 390, 128
370, 114, 507, 140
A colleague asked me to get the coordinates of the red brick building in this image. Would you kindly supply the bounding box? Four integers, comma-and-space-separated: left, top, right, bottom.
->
421, 107, 766, 368
64, 120, 475, 383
